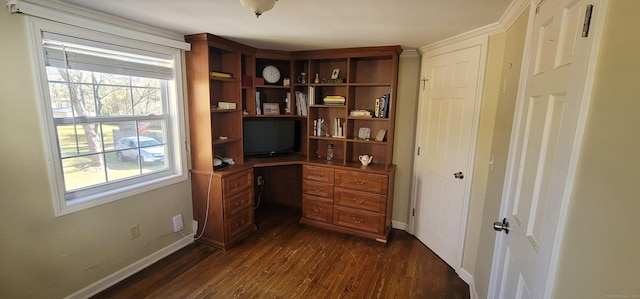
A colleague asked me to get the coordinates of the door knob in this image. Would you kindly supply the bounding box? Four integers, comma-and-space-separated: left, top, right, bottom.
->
454, 172, 464, 179
493, 218, 510, 234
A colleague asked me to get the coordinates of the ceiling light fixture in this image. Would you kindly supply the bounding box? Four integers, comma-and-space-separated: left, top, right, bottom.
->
239, 0, 278, 18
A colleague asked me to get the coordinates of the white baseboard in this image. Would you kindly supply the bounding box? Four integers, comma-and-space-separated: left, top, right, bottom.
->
64, 235, 194, 299
391, 220, 407, 230
458, 268, 479, 299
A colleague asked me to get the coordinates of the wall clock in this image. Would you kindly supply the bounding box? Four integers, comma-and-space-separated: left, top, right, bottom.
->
262, 65, 281, 84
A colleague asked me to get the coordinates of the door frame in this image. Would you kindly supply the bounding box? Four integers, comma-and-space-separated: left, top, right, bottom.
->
410, 34, 489, 272
487, 1, 609, 297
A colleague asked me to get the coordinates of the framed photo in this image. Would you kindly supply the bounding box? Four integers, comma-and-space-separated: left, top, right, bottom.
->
375, 129, 387, 141
331, 68, 340, 80
263, 103, 280, 115
358, 127, 371, 139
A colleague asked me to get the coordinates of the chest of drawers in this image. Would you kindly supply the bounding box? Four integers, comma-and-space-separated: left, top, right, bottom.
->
300, 164, 395, 243
191, 166, 255, 250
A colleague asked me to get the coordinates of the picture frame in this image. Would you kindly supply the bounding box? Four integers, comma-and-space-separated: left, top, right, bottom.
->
375, 129, 387, 142
331, 68, 340, 80
263, 103, 280, 115
358, 127, 371, 140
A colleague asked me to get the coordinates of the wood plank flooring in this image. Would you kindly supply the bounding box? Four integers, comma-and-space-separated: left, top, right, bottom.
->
94, 204, 469, 298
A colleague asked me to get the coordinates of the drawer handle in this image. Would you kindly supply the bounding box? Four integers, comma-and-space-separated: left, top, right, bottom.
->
352, 217, 364, 224
353, 198, 365, 204
313, 207, 321, 213
314, 172, 324, 177
235, 200, 245, 207
354, 179, 366, 185
235, 219, 246, 228
313, 187, 323, 193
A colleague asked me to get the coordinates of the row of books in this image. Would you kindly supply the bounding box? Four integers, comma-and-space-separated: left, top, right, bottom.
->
294, 91, 308, 116
375, 94, 391, 118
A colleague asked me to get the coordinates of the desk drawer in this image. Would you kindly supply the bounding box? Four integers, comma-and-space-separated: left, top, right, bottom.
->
224, 188, 253, 217
302, 195, 333, 223
333, 206, 384, 234
223, 169, 253, 197
334, 188, 386, 213
225, 209, 253, 241
303, 165, 334, 184
335, 170, 387, 194
302, 180, 334, 199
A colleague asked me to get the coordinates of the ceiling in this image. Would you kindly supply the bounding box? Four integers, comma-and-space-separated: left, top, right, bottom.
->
60, 0, 514, 51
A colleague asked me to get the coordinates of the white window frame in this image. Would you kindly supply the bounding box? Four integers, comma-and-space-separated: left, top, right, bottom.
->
26, 17, 188, 216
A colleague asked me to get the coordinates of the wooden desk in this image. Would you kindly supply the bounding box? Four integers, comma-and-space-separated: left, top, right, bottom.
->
192, 156, 395, 248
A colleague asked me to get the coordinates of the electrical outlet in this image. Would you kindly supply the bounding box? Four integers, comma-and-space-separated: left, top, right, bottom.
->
172, 214, 184, 232
130, 224, 140, 240
257, 176, 263, 186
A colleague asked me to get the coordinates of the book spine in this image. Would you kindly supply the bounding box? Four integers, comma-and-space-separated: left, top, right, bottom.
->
256, 91, 261, 115
313, 119, 317, 136
379, 94, 387, 118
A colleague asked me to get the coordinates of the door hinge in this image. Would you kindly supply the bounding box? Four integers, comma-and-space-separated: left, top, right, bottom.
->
582, 4, 594, 37
417, 146, 421, 156
412, 208, 415, 217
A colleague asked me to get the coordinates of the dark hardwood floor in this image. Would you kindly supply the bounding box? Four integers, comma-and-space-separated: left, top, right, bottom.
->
94, 204, 469, 298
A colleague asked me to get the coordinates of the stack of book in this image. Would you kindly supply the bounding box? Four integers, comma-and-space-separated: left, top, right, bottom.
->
350, 110, 372, 117
374, 93, 391, 118
210, 71, 233, 79
323, 95, 346, 105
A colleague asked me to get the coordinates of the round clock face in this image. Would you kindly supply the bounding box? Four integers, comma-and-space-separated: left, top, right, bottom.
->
262, 65, 281, 84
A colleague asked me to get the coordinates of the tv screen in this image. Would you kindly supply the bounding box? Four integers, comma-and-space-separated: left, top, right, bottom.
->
243, 118, 296, 156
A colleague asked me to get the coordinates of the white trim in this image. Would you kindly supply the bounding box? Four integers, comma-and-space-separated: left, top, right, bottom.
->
419, 0, 529, 54
25, 16, 189, 216
497, 0, 532, 34
487, 4, 538, 297
410, 34, 489, 271
64, 236, 193, 299
391, 220, 407, 230
487, 3, 538, 298
8, 0, 190, 50
400, 48, 420, 58
458, 268, 479, 299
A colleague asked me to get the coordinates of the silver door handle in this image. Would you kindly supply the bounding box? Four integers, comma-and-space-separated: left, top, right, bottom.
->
493, 218, 510, 234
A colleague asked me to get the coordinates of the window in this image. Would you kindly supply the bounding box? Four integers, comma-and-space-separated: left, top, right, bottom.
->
29, 18, 187, 215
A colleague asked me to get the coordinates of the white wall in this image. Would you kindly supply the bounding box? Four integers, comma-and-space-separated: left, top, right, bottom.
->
392, 52, 421, 226
0, 10, 194, 298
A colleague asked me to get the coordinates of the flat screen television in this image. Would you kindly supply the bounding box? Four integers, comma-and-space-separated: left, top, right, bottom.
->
243, 118, 297, 157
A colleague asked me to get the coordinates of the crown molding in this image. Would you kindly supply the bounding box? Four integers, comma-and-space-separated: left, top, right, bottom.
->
8, 0, 187, 44
419, 0, 530, 54
400, 49, 420, 58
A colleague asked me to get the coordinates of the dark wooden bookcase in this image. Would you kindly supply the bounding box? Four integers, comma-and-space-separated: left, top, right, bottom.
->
185, 33, 402, 246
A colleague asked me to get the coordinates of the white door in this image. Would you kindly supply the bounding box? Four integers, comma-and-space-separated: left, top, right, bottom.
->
413, 40, 484, 268
489, 0, 606, 298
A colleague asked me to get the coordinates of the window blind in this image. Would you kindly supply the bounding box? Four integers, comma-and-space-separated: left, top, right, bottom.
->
42, 32, 174, 80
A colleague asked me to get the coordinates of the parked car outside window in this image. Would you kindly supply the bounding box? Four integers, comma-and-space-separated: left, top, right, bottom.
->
115, 136, 165, 163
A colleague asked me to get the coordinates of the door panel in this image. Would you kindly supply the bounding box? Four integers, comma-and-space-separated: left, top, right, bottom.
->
414, 44, 482, 268
491, 0, 605, 298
